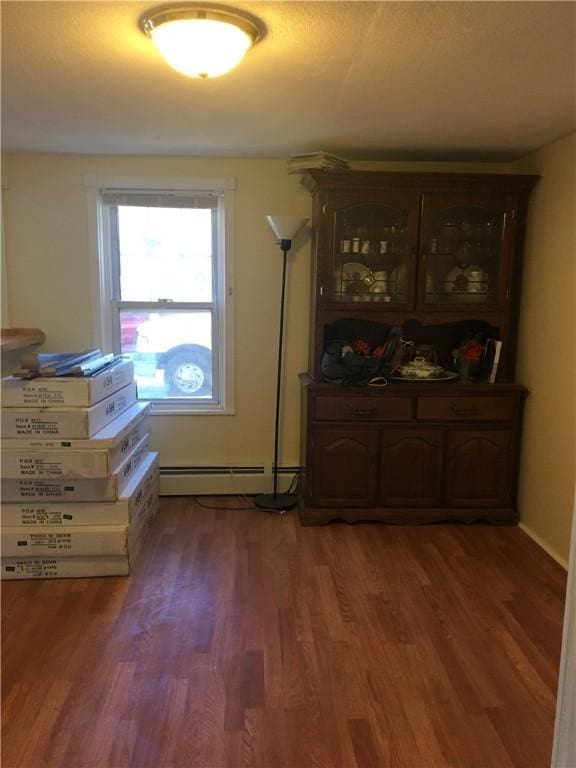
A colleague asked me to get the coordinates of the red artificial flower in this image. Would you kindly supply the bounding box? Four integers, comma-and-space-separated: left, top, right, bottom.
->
461, 338, 485, 362
352, 339, 370, 356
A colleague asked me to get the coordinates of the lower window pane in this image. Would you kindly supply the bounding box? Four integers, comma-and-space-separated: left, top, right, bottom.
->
119, 310, 213, 400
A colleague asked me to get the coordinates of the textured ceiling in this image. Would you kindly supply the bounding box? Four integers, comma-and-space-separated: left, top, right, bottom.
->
1, 1, 575, 160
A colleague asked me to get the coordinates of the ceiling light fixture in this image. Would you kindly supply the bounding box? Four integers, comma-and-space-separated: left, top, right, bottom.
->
140, 5, 262, 79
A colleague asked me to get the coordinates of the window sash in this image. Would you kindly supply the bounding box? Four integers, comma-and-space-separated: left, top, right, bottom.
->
111, 301, 217, 358
108, 197, 219, 403
108, 203, 218, 305
113, 304, 219, 405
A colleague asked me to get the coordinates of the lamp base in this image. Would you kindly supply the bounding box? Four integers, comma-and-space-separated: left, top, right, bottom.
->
253, 493, 298, 513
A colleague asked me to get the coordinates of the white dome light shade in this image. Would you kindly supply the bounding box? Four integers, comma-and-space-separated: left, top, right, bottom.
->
141, 8, 261, 79
266, 216, 309, 242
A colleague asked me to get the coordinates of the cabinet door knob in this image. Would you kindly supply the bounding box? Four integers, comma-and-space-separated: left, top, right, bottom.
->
450, 404, 478, 417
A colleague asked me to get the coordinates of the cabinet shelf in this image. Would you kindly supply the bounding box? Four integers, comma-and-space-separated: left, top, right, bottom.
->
0, 327, 46, 352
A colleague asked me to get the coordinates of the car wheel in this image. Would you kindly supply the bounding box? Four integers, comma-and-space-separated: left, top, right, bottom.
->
165, 350, 212, 396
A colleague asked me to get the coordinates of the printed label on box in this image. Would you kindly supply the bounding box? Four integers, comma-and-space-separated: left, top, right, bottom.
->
1, 557, 131, 579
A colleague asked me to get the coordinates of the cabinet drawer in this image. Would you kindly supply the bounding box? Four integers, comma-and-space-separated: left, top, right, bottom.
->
417, 396, 515, 422
315, 396, 412, 422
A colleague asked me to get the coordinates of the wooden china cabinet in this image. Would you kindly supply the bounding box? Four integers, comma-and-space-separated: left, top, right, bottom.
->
298, 170, 539, 525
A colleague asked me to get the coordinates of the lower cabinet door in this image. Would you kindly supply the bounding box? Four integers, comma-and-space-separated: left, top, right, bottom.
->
380, 429, 444, 507
311, 427, 378, 507
446, 429, 512, 507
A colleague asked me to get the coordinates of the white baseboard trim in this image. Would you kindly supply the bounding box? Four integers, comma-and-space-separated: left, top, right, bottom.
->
518, 522, 568, 571
159, 465, 299, 496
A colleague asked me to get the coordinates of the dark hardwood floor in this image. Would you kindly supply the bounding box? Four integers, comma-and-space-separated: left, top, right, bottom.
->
1, 496, 567, 768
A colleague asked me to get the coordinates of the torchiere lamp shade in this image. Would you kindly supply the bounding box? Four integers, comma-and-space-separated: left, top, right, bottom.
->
265, 215, 308, 243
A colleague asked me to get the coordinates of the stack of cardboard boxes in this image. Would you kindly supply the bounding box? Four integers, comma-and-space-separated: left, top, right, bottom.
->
1, 358, 159, 579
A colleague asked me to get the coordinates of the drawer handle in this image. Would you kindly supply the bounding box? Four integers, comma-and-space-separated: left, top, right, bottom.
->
350, 406, 376, 417
450, 404, 478, 417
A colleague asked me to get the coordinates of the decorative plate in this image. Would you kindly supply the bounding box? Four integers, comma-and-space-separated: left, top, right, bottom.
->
389, 371, 459, 382
342, 262, 369, 281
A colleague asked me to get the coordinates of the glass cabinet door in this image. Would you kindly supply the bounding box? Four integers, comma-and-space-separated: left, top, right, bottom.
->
329, 196, 419, 308
419, 194, 511, 308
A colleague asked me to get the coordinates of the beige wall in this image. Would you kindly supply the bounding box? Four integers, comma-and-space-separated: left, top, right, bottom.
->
2, 155, 311, 469
1, 158, 9, 328
2, 153, 513, 474
514, 133, 576, 566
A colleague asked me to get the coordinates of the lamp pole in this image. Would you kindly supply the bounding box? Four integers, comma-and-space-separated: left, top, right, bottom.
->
254, 217, 308, 513
272, 238, 290, 499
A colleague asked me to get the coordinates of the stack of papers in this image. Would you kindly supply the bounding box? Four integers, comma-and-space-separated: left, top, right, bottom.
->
287, 151, 350, 174
12, 349, 121, 379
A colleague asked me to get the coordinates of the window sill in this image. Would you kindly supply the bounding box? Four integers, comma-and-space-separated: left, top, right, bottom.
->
146, 402, 235, 416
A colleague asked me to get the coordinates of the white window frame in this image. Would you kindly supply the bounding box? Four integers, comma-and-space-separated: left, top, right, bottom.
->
86, 175, 235, 415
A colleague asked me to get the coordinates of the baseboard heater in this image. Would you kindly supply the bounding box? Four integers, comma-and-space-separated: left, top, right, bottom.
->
159, 464, 301, 496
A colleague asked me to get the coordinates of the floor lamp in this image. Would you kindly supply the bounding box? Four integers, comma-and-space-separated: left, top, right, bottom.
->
254, 214, 309, 513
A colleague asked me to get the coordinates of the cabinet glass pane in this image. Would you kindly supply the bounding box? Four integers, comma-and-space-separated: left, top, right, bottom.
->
424, 206, 503, 304
332, 204, 410, 304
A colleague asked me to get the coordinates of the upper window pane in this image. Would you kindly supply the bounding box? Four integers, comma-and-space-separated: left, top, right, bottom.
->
117, 206, 213, 302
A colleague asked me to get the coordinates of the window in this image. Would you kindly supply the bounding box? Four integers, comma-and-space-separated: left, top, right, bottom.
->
87, 176, 235, 413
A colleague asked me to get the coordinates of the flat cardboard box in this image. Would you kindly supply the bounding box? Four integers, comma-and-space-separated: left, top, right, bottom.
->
1, 406, 150, 478
1, 382, 137, 439
1, 401, 149, 449
1, 436, 150, 502
1, 485, 158, 558
1, 556, 131, 579
1, 452, 159, 527
1, 358, 134, 407
3, 524, 130, 558
1, 487, 158, 579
